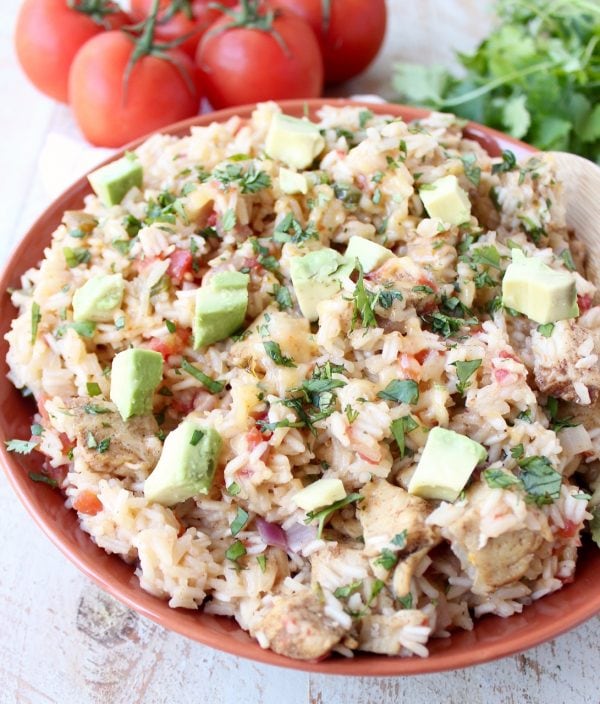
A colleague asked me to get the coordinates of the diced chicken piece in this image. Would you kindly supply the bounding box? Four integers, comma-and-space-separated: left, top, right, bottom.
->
443, 510, 547, 595
359, 611, 430, 655
256, 591, 346, 660
60, 397, 162, 475
358, 480, 439, 554
310, 544, 371, 593
392, 547, 429, 598
531, 320, 600, 405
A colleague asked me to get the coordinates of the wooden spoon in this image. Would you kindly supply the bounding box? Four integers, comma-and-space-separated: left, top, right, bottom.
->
549, 151, 600, 284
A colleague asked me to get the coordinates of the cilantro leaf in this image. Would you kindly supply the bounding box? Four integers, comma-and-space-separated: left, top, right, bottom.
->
5, 438, 38, 454
305, 493, 363, 538
31, 302, 41, 345
590, 507, 600, 548
271, 284, 293, 311
263, 341, 296, 368
452, 359, 482, 394
390, 415, 418, 457
230, 507, 249, 536
483, 468, 521, 489
518, 455, 562, 505
377, 379, 419, 405
181, 359, 225, 394
334, 580, 363, 599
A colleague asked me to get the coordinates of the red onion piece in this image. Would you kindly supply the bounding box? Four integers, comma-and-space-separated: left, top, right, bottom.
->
256, 517, 287, 549
285, 522, 317, 553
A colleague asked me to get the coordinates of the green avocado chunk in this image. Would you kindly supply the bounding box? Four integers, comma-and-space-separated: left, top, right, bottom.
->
266, 113, 325, 170
408, 427, 487, 502
279, 167, 308, 195
419, 175, 471, 225
502, 249, 579, 324
193, 272, 249, 349
88, 154, 143, 207
345, 235, 394, 273
144, 422, 222, 506
290, 248, 352, 321
109, 348, 163, 420
72, 274, 125, 322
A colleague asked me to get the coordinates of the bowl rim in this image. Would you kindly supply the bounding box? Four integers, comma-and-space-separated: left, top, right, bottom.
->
2, 98, 599, 676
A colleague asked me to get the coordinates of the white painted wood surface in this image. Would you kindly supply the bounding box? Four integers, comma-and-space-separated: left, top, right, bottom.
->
1, 1, 599, 702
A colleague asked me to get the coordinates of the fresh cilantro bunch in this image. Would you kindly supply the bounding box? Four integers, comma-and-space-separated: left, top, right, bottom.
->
393, 0, 600, 161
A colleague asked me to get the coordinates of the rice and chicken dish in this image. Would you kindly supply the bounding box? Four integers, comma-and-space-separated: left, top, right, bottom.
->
5, 103, 600, 660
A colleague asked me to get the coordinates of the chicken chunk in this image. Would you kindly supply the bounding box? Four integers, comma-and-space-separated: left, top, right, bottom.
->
531, 320, 600, 405
255, 591, 346, 660
358, 480, 438, 554
60, 397, 162, 476
442, 510, 548, 595
392, 547, 429, 598
359, 611, 430, 655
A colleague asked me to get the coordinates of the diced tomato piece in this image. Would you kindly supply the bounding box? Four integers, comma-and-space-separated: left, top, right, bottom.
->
167, 249, 193, 284
246, 426, 266, 450
398, 353, 421, 381
73, 491, 103, 515
148, 327, 191, 360
170, 389, 198, 414
417, 276, 438, 293
207, 211, 218, 227
556, 519, 579, 539
242, 256, 262, 271
414, 349, 429, 365
577, 293, 593, 313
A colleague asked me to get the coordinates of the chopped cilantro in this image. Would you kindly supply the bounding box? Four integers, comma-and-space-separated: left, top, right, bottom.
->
212, 163, 271, 194
256, 554, 267, 572
373, 548, 399, 571
227, 482, 241, 496
221, 209, 236, 231
5, 438, 38, 454
305, 493, 363, 538
545, 397, 578, 432
510, 443, 525, 459
537, 323, 555, 338
230, 507, 249, 536
334, 580, 363, 599
333, 182, 362, 206
460, 153, 481, 186
225, 539, 247, 564
590, 507, 600, 548
518, 455, 562, 505
263, 341, 296, 367
560, 249, 576, 272
359, 109, 373, 128
31, 302, 41, 345
390, 415, 418, 458
271, 284, 293, 311
377, 379, 419, 405
190, 429, 204, 446
63, 247, 91, 268
86, 382, 101, 397
397, 593, 413, 609
483, 468, 522, 489
273, 213, 318, 244
412, 284, 435, 295
97, 437, 111, 454
517, 409, 533, 423
28, 472, 57, 488
345, 404, 359, 424
492, 150, 517, 175
452, 359, 482, 394
391, 530, 408, 548
181, 359, 225, 394
351, 262, 378, 330
83, 404, 110, 415
165, 319, 177, 334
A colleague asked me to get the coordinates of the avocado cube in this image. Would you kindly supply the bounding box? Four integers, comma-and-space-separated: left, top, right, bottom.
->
293, 477, 346, 512
72, 274, 125, 322
502, 249, 579, 324
419, 175, 471, 225
193, 275, 249, 349
279, 167, 308, 195
110, 348, 163, 420
345, 235, 394, 273
144, 422, 222, 506
408, 427, 487, 502
210, 270, 250, 291
88, 154, 143, 207
290, 248, 352, 322
266, 113, 325, 170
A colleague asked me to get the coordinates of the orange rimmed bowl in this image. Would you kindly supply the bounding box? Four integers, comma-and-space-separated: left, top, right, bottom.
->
1, 99, 598, 676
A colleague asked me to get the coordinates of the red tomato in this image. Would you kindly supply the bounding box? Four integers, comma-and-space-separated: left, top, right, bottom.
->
195, 5, 323, 109
14, 0, 129, 103
148, 327, 191, 359
129, 0, 237, 56
69, 30, 202, 147
73, 490, 103, 515
270, 0, 387, 83
167, 249, 193, 284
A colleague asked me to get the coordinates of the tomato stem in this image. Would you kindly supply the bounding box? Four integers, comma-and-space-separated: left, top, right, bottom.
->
122, 0, 196, 105
67, 0, 119, 27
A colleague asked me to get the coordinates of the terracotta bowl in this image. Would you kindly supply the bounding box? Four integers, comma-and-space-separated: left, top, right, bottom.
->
1, 99, 598, 676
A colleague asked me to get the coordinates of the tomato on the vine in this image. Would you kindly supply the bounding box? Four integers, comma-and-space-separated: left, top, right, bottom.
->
69, 10, 202, 147
15, 0, 129, 103
129, 0, 237, 56
195, 0, 323, 109
270, 0, 387, 83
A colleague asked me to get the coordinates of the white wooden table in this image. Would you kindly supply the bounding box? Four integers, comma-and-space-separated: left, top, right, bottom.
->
2, 1, 599, 701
